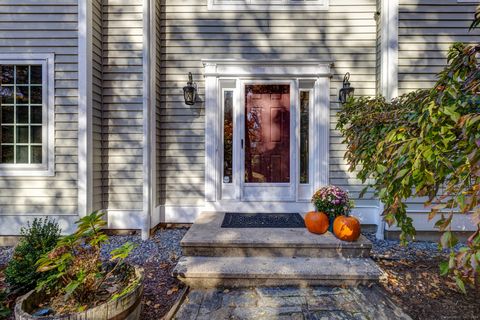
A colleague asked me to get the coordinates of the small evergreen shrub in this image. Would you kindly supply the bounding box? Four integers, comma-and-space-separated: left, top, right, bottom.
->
0, 290, 10, 318
5, 218, 61, 291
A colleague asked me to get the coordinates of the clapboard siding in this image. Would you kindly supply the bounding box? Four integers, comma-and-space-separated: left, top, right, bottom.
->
92, 0, 104, 211
102, 0, 144, 211
158, 0, 378, 206
0, 0, 78, 215
398, 0, 479, 95
155, 0, 163, 207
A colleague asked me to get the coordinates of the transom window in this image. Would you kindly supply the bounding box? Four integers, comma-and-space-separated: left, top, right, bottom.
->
208, 0, 328, 11
0, 53, 54, 176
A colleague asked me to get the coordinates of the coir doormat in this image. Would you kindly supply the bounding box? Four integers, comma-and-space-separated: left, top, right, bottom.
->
221, 212, 305, 228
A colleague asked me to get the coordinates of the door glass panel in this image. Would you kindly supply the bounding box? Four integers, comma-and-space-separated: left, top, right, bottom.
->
245, 84, 290, 183
223, 90, 233, 183
300, 91, 309, 184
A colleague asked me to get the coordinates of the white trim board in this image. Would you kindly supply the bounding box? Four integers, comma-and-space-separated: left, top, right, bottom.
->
0, 215, 79, 235
207, 0, 329, 11
78, 0, 93, 217
160, 204, 380, 225
141, 0, 154, 240
380, 0, 399, 100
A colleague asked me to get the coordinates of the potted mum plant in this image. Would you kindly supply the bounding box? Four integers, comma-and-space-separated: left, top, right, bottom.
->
311, 186, 353, 232
14, 211, 144, 320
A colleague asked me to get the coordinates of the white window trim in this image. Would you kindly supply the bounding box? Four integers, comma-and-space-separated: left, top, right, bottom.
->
208, 0, 329, 11
0, 53, 55, 177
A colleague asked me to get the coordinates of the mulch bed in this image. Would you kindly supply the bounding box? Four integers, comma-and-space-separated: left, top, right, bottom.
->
366, 234, 480, 320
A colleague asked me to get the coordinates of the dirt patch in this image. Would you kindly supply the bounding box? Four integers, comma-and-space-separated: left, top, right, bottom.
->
140, 260, 185, 319
375, 251, 480, 320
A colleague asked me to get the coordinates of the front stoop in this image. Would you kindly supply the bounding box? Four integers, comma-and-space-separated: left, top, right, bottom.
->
173, 212, 382, 288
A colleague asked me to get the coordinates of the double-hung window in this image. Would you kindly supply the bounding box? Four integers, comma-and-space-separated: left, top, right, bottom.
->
0, 54, 54, 176
208, 0, 329, 11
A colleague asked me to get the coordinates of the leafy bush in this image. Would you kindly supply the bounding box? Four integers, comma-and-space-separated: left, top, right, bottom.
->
311, 186, 353, 219
35, 211, 136, 314
336, 42, 480, 291
5, 218, 61, 291
0, 290, 10, 318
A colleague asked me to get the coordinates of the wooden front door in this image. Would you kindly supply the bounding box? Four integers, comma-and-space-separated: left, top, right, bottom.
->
244, 84, 290, 183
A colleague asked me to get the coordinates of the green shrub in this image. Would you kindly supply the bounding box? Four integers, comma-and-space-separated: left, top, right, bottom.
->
5, 218, 61, 291
36, 211, 136, 314
0, 290, 10, 318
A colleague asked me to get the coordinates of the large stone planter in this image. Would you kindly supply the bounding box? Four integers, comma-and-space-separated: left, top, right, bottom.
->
14, 267, 144, 320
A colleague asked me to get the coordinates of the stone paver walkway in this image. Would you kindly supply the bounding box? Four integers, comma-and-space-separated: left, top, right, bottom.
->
174, 286, 411, 320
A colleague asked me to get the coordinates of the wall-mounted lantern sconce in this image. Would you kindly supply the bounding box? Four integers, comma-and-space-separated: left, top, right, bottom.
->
183, 72, 197, 105
338, 72, 355, 104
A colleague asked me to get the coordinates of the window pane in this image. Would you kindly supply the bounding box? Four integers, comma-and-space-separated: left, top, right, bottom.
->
0, 63, 44, 165
223, 90, 233, 183
245, 84, 290, 183
31, 126, 42, 143
30, 66, 42, 84
31, 86, 42, 104
16, 146, 28, 163
16, 105, 29, 123
1, 145, 14, 163
16, 126, 29, 143
1, 126, 14, 143
16, 86, 29, 104
16, 65, 29, 84
31, 146, 42, 164
0, 65, 14, 84
1, 87, 14, 104
1, 106, 14, 123
31, 105, 42, 124
299, 91, 309, 184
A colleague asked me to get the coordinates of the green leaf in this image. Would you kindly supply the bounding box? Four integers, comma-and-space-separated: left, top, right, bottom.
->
439, 261, 449, 276
455, 276, 467, 294
110, 242, 137, 261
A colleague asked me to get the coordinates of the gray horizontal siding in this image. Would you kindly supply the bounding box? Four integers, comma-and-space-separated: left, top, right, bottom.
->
159, 0, 378, 206
92, 0, 104, 211
398, 0, 480, 94
0, 0, 78, 215
102, 0, 144, 211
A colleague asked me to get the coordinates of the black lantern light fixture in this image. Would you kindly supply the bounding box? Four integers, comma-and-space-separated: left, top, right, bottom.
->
183, 72, 197, 105
338, 72, 355, 104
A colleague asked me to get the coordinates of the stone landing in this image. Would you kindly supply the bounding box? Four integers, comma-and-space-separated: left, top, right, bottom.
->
173, 212, 382, 288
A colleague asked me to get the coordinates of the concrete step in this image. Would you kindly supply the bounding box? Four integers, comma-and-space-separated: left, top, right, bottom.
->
181, 212, 372, 258
173, 256, 382, 288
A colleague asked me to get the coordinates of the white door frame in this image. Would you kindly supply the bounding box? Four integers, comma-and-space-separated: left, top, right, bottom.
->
203, 59, 332, 210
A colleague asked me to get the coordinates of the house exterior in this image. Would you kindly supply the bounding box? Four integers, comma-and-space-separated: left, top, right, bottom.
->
0, 0, 478, 239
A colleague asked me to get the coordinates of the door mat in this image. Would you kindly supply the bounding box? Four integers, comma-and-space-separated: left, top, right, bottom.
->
221, 212, 305, 228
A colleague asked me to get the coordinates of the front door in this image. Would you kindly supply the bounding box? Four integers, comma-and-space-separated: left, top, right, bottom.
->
241, 83, 296, 201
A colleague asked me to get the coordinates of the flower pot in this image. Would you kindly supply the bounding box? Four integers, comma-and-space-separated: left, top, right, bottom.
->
14, 267, 144, 320
328, 216, 335, 233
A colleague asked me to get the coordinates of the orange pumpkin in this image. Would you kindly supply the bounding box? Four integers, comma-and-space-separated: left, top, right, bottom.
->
304, 211, 329, 234
333, 215, 361, 241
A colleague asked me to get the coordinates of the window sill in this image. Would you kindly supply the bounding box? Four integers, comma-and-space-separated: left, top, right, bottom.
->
0, 166, 55, 177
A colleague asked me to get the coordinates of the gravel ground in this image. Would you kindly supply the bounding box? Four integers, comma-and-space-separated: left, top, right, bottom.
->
0, 248, 13, 268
